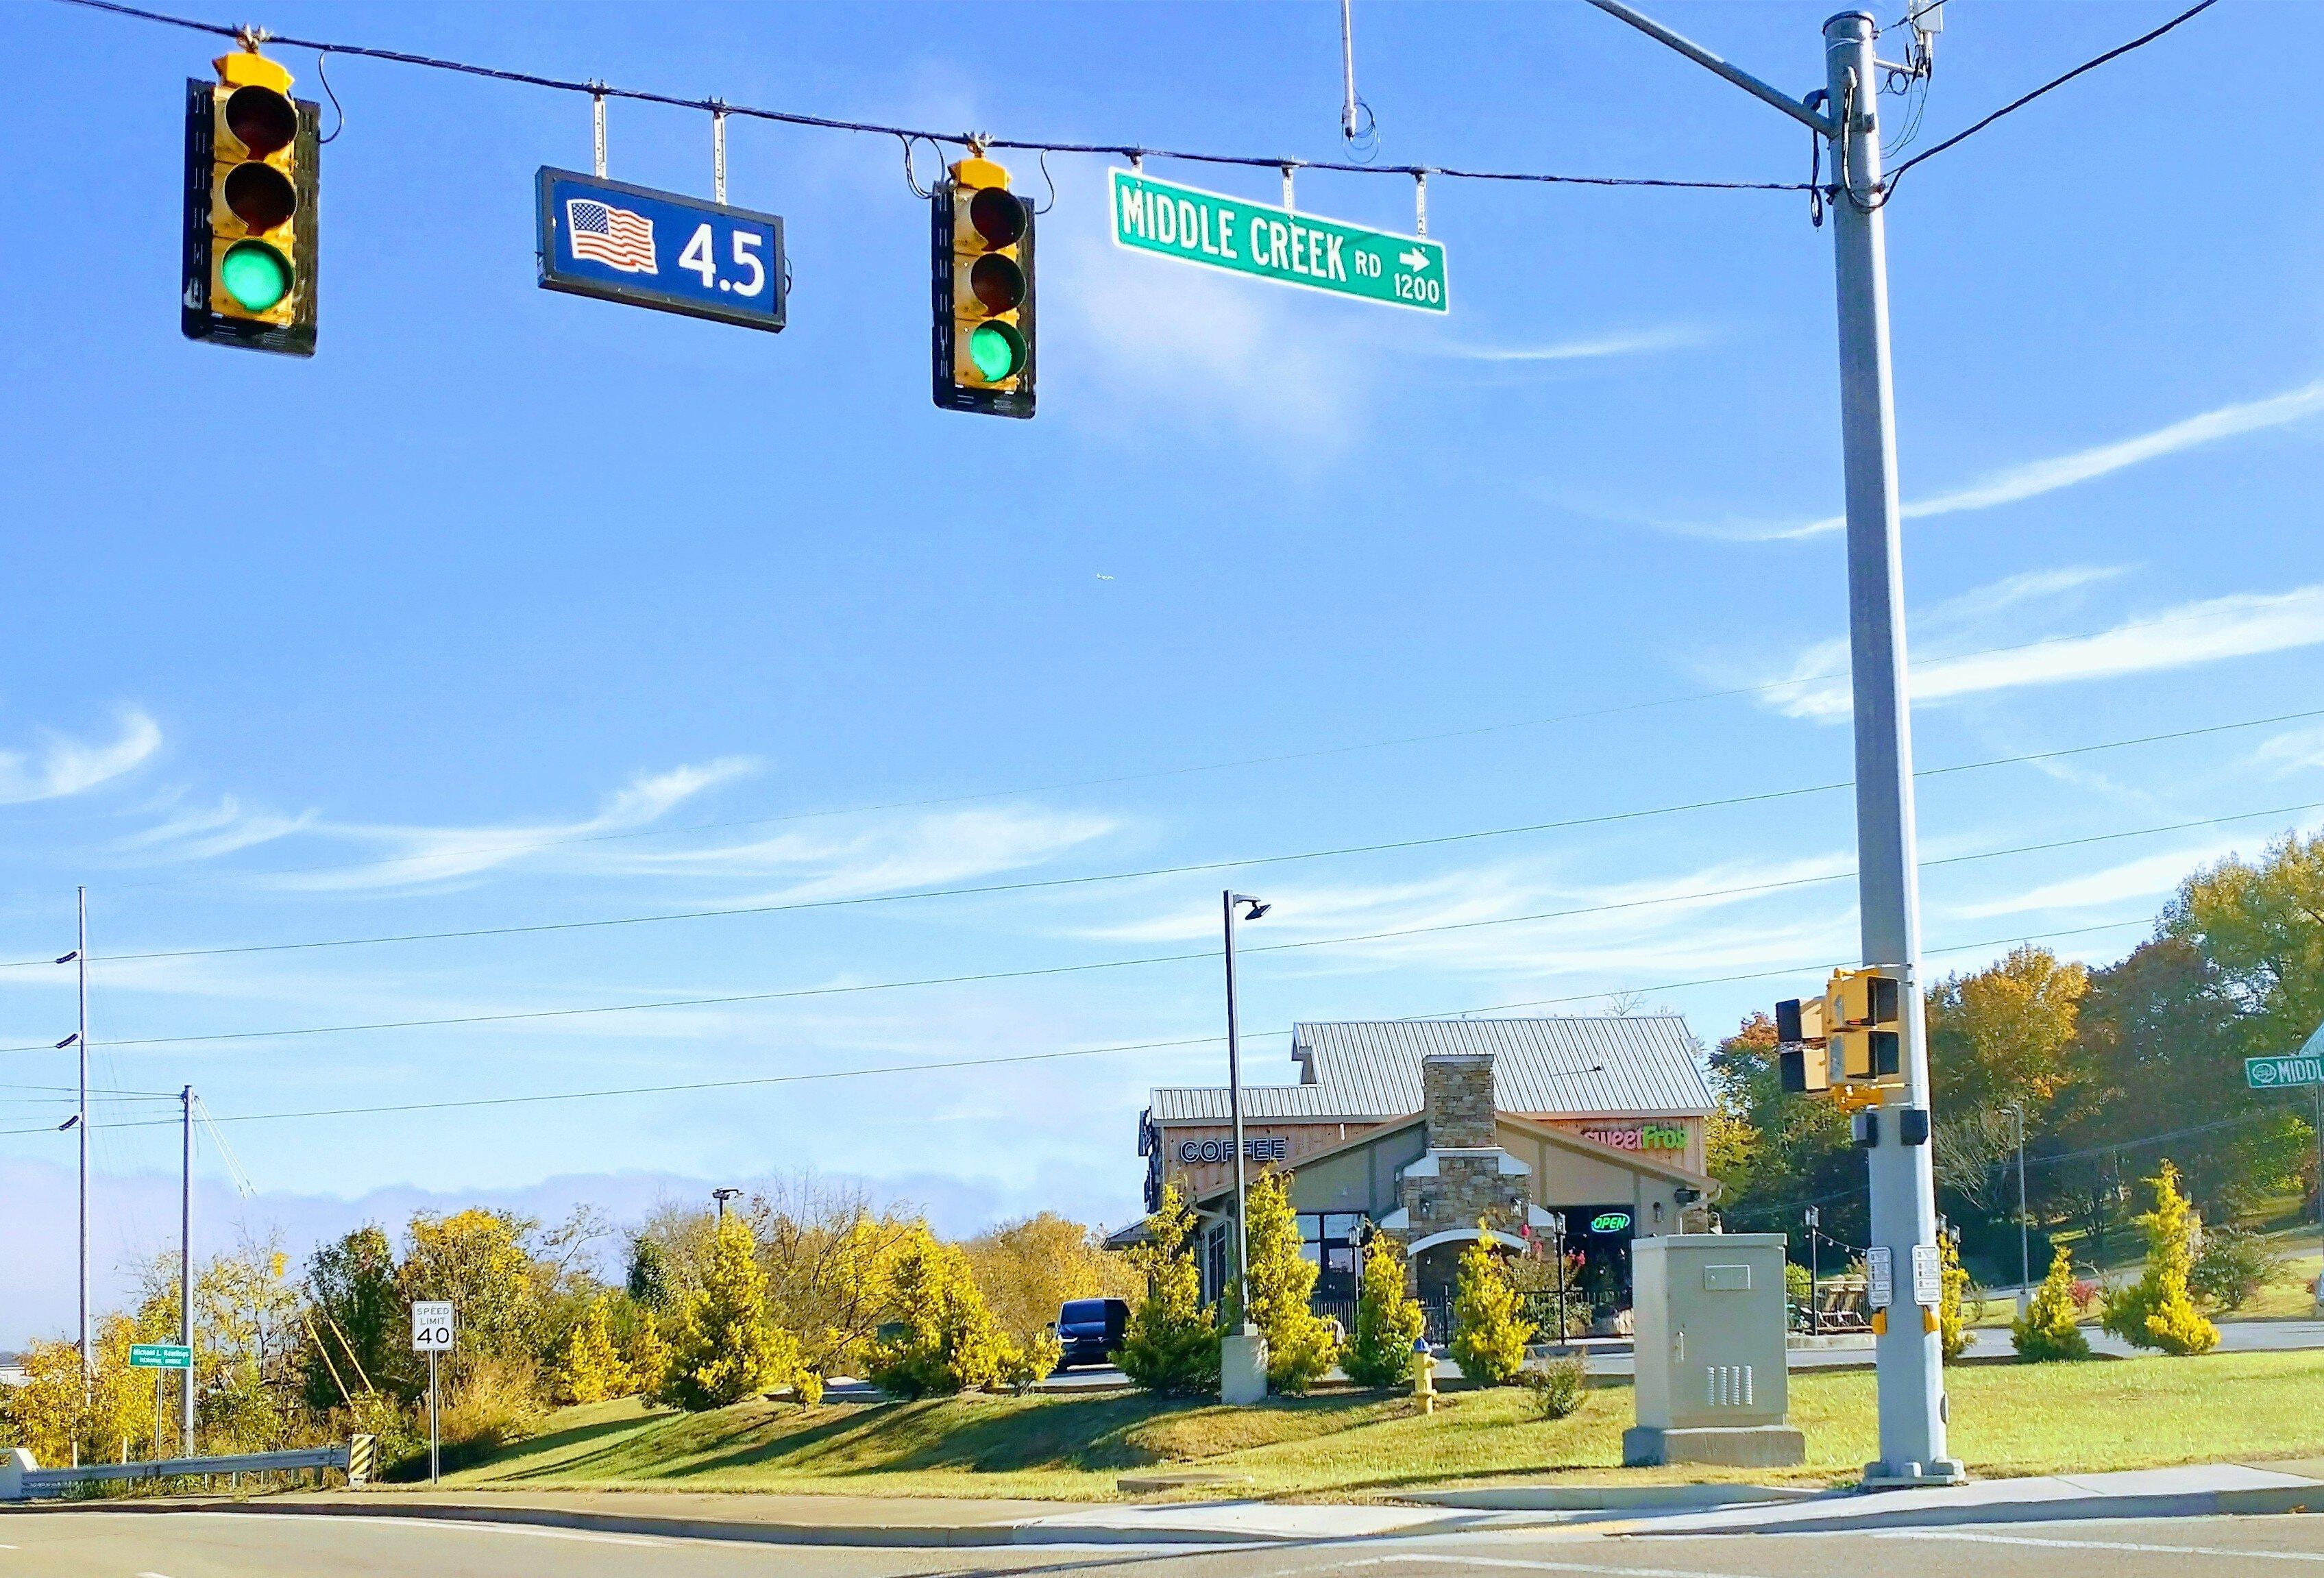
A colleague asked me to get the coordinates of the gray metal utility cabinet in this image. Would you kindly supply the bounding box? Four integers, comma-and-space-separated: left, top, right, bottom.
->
1624, 1232, 1805, 1468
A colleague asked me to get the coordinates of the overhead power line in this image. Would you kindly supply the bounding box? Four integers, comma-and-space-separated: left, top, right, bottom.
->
5, 701, 2316, 974
0, 774, 2227, 1056
72, 601, 2282, 895
52, 0, 1807, 191
0, 914, 2162, 1139
1884, 0, 2222, 194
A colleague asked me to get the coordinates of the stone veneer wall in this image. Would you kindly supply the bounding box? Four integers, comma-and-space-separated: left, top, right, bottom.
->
1421, 1052, 1495, 1149
1400, 1053, 1528, 1240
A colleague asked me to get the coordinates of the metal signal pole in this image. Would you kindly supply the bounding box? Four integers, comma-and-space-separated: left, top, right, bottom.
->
77, 887, 90, 1389
181, 1083, 196, 1455
1582, 1, 1958, 1485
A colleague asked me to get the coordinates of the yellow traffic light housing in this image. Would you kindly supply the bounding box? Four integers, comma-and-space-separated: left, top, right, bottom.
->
933, 155, 1035, 417
1778, 967, 1905, 1098
1826, 966, 1903, 1086
183, 48, 319, 356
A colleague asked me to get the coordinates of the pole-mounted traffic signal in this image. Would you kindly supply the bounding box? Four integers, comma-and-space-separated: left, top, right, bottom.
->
183, 47, 319, 356
1777, 967, 1903, 1096
1828, 967, 1903, 1085
932, 153, 1034, 417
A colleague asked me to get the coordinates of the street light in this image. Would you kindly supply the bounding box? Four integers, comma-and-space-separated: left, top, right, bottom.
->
1804, 1205, 1821, 1337
1223, 889, 1268, 1330
2006, 1100, 2029, 1308
1546, 1211, 1568, 1342
712, 1187, 742, 1225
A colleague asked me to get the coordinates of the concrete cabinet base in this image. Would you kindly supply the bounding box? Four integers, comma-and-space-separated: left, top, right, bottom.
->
1221, 1332, 1269, 1405
1624, 1424, 1807, 1468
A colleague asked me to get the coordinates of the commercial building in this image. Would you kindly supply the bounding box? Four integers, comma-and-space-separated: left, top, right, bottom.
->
1135, 1018, 1722, 1319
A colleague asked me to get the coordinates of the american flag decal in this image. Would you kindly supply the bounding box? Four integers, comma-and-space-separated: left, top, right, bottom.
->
566, 198, 657, 273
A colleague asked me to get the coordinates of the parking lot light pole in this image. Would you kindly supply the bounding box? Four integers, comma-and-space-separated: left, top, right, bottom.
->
1223, 890, 1269, 1327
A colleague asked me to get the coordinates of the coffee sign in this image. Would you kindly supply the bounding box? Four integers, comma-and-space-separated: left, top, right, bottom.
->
1177, 1135, 1290, 1166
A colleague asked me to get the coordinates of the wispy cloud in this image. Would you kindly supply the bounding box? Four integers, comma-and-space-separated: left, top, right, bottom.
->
1713, 378, 2324, 542
1421, 325, 1709, 364
270, 758, 759, 891
0, 711, 160, 805
596, 805, 1121, 901
2253, 724, 2324, 777
121, 794, 314, 859
1946, 841, 2255, 920
1763, 584, 2324, 722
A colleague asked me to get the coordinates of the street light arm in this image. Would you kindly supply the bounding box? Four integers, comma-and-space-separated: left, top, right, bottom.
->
1579, 0, 1839, 136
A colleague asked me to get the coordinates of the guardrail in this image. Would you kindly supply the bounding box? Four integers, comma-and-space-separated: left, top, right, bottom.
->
1, 1440, 361, 1501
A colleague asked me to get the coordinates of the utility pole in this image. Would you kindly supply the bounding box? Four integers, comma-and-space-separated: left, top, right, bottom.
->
181, 1084, 195, 1455
76, 887, 90, 1389
1583, 1, 1959, 1486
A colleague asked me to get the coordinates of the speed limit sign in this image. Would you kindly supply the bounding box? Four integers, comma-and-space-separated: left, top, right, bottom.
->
411, 1300, 454, 1353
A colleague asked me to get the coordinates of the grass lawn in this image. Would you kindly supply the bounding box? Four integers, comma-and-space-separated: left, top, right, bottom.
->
435, 1349, 2324, 1501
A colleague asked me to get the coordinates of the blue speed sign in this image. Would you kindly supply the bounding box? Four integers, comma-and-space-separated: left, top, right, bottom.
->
536, 169, 786, 332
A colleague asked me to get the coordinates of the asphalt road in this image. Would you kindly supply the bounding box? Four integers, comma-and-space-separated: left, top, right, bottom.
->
5, 1512, 2322, 1578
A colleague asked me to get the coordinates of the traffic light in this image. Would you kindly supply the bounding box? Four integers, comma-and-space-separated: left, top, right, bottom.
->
1828, 966, 1903, 1084
932, 154, 1034, 417
182, 49, 319, 356
1776, 995, 1830, 1094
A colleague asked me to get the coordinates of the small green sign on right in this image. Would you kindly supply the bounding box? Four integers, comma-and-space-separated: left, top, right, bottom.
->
1110, 169, 1447, 313
128, 1342, 193, 1370
2247, 1053, 2324, 1090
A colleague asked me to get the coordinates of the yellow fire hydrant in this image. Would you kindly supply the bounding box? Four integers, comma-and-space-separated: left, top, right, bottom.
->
1411, 1335, 1436, 1414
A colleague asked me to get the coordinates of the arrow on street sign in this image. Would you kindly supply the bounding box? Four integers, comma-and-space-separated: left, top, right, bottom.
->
1399, 247, 1432, 272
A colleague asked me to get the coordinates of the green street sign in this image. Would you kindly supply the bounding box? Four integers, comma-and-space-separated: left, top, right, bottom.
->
2247, 1055, 2324, 1090
128, 1342, 193, 1370
1110, 169, 1448, 313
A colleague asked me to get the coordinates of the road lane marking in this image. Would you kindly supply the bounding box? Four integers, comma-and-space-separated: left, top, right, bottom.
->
136, 1570, 174, 1577
1874, 1531, 2324, 1561
164, 1512, 665, 1548
1373, 1553, 1763, 1578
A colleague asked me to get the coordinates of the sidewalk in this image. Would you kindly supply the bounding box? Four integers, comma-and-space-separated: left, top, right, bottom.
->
8, 1459, 2321, 1546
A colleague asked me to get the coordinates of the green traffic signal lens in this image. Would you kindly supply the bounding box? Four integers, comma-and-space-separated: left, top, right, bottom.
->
220, 240, 292, 312
967, 321, 1026, 382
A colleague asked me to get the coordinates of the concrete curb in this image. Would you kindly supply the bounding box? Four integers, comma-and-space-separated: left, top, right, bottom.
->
1624, 1484, 2324, 1535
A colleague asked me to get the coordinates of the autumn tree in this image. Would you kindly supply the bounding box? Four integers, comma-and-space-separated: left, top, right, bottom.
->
865, 1225, 1015, 1397
400, 1209, 544, 1374
304, 1225, 414, 1408
1238, 1170, 1340, 1394
1116, 1181, 1219, 1396
1449, 1229, 1533, 1385
1342, 1233, 1426, 1388
2011, 1245, 2091, 1361
548, 1296, 633, 1405
658, 1216, 798, 1409
964, 1211, 1141, 1348
2101, 1161, 2219, 1355
1927, 945, 2090, 1111
748, 1174, 920, 1385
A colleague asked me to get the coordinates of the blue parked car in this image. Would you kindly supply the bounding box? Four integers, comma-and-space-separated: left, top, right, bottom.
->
1052, 1297, 1131, 1371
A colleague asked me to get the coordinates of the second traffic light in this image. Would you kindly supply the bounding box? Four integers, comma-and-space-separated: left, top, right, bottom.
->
1828, 966, 1903, 1084
932, 155, 1034, 418
182, 47, 319, 356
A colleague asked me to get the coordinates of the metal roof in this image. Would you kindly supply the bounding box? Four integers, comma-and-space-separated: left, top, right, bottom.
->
1148, 1016, 1713, 1124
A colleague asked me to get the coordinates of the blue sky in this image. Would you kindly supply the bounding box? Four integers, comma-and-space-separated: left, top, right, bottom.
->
5, 0, 2322, 1344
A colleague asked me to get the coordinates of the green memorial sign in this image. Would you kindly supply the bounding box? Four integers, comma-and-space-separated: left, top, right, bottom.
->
1109, 169, 1448, 312
128, 1342, 193, 1370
